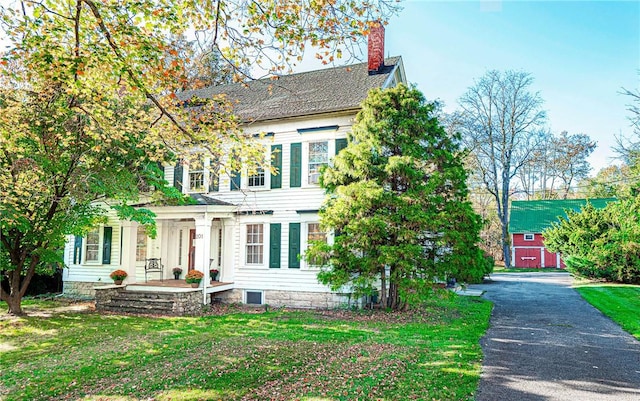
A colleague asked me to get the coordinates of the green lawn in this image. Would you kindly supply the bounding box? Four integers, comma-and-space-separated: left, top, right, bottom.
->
0, 294, 491, 401
575, 285, 640, 340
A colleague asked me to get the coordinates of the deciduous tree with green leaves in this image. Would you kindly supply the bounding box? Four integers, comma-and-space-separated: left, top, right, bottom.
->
307, 84, 491, 310
0, 0, 399, 314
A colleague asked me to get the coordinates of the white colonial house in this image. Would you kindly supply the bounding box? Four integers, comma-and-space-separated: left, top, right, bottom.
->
62, 25, 406, 309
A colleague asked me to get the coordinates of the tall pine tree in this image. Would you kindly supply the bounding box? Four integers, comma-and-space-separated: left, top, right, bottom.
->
308, 84, 491, 309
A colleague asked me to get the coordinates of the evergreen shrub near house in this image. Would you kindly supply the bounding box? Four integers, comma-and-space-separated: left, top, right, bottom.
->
307, 84, 491, 310
544, 199, 640, 283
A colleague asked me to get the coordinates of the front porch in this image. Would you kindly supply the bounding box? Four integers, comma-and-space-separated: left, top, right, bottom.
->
95, 280, 235, 315
128, 279, 234, 294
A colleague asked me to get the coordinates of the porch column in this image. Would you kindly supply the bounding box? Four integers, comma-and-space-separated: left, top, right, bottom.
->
540, 247, 545, 268
222, 219, 236, 283
194, 215, 213, 281
121, 221, 138, 284
158, 220, 170, 278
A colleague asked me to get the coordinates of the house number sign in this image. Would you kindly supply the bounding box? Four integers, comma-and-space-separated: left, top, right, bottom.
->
195, 233, 203, 239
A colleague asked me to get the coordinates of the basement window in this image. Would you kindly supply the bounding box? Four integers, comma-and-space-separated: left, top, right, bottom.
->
245, 290, 264, 305
524, 233, 535, 241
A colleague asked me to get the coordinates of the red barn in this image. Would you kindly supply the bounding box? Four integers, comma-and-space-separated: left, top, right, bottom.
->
509, 198, 615, 269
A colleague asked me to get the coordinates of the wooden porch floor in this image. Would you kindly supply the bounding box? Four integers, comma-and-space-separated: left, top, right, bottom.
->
128, 279, 231, 289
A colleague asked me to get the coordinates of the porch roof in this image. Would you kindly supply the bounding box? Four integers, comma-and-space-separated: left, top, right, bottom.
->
145, 203, 237, 220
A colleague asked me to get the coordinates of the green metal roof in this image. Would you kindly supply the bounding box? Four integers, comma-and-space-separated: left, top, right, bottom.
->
509, 198, 616, 233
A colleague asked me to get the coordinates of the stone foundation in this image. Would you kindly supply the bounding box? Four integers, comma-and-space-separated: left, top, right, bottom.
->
215, 289, 348, 309
63, 281, 103, 298
95, 286, 203, 316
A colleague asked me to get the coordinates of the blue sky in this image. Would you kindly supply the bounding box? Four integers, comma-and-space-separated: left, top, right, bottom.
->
385, 0, 640, 174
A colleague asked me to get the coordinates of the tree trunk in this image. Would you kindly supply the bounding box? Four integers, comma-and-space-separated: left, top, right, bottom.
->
501, 220, 511, 268
501, 176, 512, 268
388, 281, 400, 310
5, 293, 25, 315
380, 266, 387, 308
2, 260, 37, 316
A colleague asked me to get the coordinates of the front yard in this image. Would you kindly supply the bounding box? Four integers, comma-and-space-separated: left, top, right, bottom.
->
0, 294, 491, 401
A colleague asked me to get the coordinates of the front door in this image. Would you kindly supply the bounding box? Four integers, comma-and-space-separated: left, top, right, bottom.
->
188, 229, 196, 271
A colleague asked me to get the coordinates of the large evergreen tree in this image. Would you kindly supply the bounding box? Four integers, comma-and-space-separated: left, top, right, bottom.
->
308, 85, 491, 310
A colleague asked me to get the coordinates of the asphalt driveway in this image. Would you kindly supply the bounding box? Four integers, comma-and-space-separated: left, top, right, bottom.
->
470, 272, 640, 401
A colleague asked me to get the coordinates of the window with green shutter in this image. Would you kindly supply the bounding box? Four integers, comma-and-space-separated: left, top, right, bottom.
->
271, 145, 282, 189
335, 138, 348, 154
173, 160, 184, 192
73, 236, 82, 264
230, 170, 241, 191
290, 143, 301, 188
288, 222, 301, 268
269, 223, 281, 268
102, 227, 112, 264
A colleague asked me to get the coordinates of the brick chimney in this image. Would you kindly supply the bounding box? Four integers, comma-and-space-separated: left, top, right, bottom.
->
368, 22, 385, 74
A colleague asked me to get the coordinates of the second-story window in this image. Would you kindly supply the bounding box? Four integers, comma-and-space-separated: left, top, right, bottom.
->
248, 167, 265, 188
308, 141, 328, 184
189, 170, 205, 192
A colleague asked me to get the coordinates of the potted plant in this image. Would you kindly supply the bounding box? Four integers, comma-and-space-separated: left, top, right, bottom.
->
172, 267, 183, 280
185, 270, 204, 288
209, 268, 219, 282
109, 269, 128, 285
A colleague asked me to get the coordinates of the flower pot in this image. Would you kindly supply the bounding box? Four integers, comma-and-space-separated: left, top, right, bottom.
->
174, 273, 180, 280
114, 280, 123, 285
190, 282, 200, 288
211, 272, 219, 281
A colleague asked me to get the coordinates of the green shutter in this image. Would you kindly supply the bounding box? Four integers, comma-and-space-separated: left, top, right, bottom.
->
269, 223, 281, 268
271, 145, 282, 189
288, 223, 301, 268
290, 143, 301, 188
173, 160, 183, 192
335, 138, 348, 154
102, 227, 112, 264
73, 236, 82, 264
209, 171, 219, 192
230, 170, 241, 191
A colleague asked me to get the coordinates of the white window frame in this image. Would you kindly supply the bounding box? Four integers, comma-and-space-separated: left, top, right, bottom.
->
307, 141, 329, 185
524, 233, 535, 241
188, 169, 205, 193
305, 222, 327, 268
135, 226, 147, 262
248, 167, 266, 188
84, 228, 101, 264
245, 223, 265, 265
244, 290, 264, 305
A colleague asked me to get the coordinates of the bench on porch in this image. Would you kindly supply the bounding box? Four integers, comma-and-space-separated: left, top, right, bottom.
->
145, 258, 164, 282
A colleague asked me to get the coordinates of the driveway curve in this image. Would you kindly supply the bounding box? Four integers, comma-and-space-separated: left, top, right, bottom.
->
470, 272, 640, 401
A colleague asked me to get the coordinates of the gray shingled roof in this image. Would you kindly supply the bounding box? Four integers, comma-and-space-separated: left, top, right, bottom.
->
189, 193, 235, 206
179, 57, 402, 122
